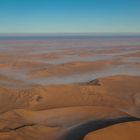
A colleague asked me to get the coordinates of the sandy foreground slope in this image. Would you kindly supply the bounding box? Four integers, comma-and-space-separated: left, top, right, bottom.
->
0, 75, 140, 140
84, 121, 140, 140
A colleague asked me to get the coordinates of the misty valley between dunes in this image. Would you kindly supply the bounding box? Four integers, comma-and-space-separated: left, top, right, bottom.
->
0, 35, 140, 140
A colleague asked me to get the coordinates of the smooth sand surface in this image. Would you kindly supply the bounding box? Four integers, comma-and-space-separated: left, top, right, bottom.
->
84, 121, 140, 140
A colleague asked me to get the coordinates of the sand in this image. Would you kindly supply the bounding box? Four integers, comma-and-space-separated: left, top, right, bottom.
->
0, 75, 140, 140
84, 121, 140, 140
0, 37, 140, 140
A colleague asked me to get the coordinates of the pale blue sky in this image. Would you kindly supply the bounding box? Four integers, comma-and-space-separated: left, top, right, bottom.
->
0, 0, 140, 33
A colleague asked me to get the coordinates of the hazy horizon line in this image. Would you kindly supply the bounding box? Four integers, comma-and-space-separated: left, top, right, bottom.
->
0, 32, 140, 36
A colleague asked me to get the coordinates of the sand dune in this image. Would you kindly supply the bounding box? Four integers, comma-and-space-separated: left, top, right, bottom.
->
0, 75, 140, 140
0, 75, 140, 115
0, 106, 138, 140
0, 38, 140, 139
84, 121, 140, 140
29, 60, 113, 78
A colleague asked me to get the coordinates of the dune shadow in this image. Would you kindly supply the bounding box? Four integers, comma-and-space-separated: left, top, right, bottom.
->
62, 117, 140, 140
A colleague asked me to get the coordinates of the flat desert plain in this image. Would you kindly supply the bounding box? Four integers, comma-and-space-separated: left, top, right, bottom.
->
0, 35, 140, 140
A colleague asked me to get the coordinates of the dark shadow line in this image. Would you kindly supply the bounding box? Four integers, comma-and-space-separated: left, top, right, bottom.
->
61, 117, 140, 140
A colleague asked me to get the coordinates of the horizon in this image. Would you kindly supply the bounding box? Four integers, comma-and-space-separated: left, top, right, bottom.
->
0, 32, 140, 41
0, 32, 140, 35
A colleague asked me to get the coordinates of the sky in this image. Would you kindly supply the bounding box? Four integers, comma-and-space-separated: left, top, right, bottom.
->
0, 0, 140, 33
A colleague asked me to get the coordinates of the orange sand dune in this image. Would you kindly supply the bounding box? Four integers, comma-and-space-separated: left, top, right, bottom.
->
29, 60, 115, 78
0, 106, 135, 140
84, 121, 140, 140
0, 75, 139, 140
0, 36, 140, 140
0, 76, 140, 116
